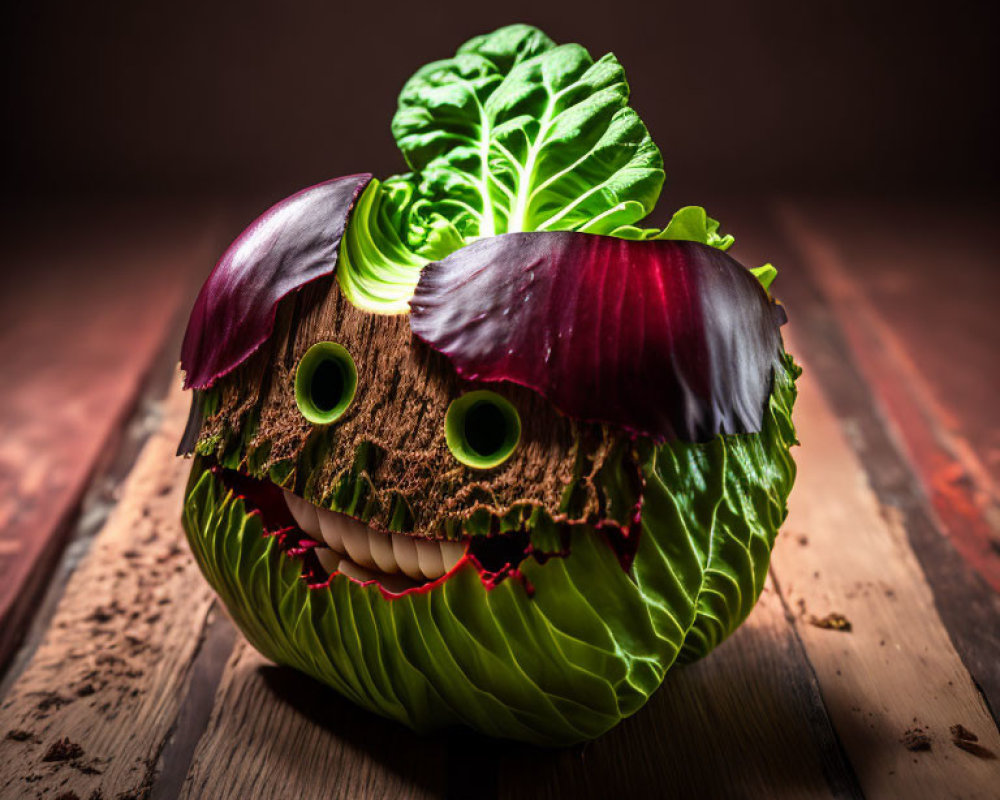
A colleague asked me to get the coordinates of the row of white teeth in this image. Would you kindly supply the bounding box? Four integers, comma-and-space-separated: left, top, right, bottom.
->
283, 490, 466, 589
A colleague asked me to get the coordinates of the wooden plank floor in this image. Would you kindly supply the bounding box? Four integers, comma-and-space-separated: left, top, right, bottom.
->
0, 197, 997, 799
0, 201, 221, 673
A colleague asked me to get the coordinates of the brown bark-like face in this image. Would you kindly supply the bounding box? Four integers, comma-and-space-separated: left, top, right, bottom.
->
197, 274, 623, 539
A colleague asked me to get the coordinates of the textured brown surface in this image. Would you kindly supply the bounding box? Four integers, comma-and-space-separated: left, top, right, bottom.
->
201, 274, 622, 537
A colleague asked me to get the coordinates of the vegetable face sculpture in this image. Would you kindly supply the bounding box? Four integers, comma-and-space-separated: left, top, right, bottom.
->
178, 25, 799, 746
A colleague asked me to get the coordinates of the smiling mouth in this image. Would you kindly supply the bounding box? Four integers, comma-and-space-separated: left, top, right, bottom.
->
211, 463, 542, 598
210, 456, 636, 600
281, 490, 467, 593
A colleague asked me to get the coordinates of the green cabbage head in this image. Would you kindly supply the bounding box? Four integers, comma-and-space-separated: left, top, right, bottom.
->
178, 24, 799, 746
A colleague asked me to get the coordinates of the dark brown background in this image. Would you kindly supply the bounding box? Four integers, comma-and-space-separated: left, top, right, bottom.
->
3, 0, 997, 205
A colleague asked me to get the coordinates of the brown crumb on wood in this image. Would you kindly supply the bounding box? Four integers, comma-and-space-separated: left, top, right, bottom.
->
4, 729, 36, 742
901, 728, 932, 751
950, 725, 996, 759
953, 739, 997, 759
809, 612, 852, 632
33, 691, 74, 712
86, 603, 120, 623
950, 723, 978, 742
42, 738, 85, 762
72, 759, 103, 775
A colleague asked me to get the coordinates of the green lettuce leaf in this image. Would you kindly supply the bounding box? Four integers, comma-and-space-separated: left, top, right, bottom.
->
667, 353, 799, 659
390, 23, 665, 254
749, 264, 777, 291
336, 179, 429, 313
611, 205, 735, 250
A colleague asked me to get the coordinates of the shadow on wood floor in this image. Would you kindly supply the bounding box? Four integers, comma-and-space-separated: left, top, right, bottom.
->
256, 617, 865, 800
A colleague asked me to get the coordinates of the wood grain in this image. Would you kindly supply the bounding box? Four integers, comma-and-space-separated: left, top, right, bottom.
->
0, 203, 216, 670
774, 362, 1000, 798
721, 199, 1000, 721
782, 199, 1000, 483
496, 575, 860, 800
179, 640, 446, 800
0, 379, 218, 800
752, 197, 1000, 719
778, 201, 1000, 591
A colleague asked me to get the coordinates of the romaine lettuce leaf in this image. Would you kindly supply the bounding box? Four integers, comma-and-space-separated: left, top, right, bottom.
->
390, 24, 664, 254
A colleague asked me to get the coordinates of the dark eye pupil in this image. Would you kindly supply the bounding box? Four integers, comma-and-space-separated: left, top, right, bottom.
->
310, 359, 345, 412
464, 402, 507, 456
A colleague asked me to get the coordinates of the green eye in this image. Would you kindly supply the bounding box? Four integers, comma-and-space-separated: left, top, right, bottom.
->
294, 342, 358, 425
445, 390, 521, 469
